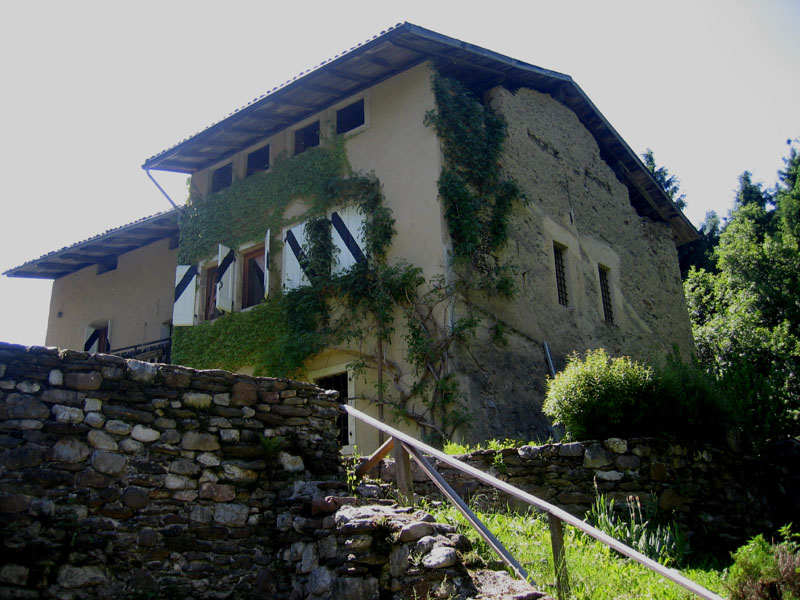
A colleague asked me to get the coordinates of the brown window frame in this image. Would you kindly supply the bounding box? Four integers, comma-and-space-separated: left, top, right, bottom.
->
204, 265, 220, 321
241, 247, 266, 309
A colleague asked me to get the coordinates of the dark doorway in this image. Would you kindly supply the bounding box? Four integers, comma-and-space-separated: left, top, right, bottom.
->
316, 372, 350, 447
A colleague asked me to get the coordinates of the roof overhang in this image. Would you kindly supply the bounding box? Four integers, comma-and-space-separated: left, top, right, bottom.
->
142, 22, 697, 245
4, 209, 179, 279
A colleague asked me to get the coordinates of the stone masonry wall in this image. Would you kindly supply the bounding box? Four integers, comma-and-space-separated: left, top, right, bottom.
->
0, 342, 342, 599
375, 437, 780, 556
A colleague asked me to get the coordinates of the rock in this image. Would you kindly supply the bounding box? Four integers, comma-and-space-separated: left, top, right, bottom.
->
583, 444, 613, 468
46, 438, 90, 463
197, 452, 220, 467
595, 470, 624, 481
121, 487, 149, 509
308, 566, 333, 595
558, 442, 584, 457
333, 577, 379, 600
279, 452, 304, 472
165, 474, 195, 490
2, 419, 42, 430
344, 534, 372, 550
154, 417, 177, 429
119, 439, 144, 454
422, 546, 459, 569
127, 360, 158, 383
84, 397, 102, 412
1, 447, 46, 469
48, 369, 63, 386
64, 372, 102, 391
199, 483, 236, 502
40, 388, 81, 406
28, 498, 55, 517
190, 506, 214, 523
0, 564, 28, 586
298, 543, 318, 573
7, 394, 49, 420
79, 470, 110, 488
318, 535, 338, 560
52, 405, 84, 424
398, 521, 433, 542
604, 438, 628, 453
103, 404, 154, 424
183, 392, 212, 409
137, 528, 158, 547
615, 455, 640, 469
91, 450, 127, 475
170, 458, 200, 475
659, 488, 685, 511
0, 494, 30, 513
88, 430, 118, 450
84, 412, 106, 428
231, 381, 258, 406
160, 429, 181, 444
389, 544, 410, 577
214, 503, 249, 527
15, 381, 40, 393
220, 429, 240, 443
105, 420, 132, 435
131, 425, 160, 443
57, 565, 107, 588
181, 432, 220, 451
222, 463, 257, 482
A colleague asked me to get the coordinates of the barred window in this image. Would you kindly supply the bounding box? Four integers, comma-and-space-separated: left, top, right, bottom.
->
554, 243, 568, 307
599, 265, 614, 323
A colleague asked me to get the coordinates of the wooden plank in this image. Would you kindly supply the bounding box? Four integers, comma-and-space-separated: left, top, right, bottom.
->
393, 441, 413, 501
548, 514, 569, 599
403, 442, 531, 583
355, 436, 394, 478
341, 405, 724, 600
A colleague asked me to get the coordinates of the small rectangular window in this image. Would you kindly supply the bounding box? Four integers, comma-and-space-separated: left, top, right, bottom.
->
241, 247, 266, 309
294, 121, 320, 155
554, 243, 568, 307
204, 265, 220, 321
316, 372, 351, 447
211, 163, 233, 193
336, 99, 365, 134
599, 266, 614, 323
246, 145, 270, 176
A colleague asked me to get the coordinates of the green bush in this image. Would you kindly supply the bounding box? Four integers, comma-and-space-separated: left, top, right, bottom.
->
726, 525, 800, 600
544, 348, 734, 441
543, 349, 655, 439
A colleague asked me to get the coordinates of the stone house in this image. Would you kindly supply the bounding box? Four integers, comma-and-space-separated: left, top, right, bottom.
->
4, 23, 696, 451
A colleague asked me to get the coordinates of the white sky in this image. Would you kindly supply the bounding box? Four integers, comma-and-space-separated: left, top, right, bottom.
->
1, 0, 798, 346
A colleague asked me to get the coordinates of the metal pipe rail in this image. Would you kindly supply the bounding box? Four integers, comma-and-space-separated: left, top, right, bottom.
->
342, 404, 724, 600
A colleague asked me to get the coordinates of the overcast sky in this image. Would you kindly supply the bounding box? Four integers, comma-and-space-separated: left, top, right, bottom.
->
1, 0, 798, 346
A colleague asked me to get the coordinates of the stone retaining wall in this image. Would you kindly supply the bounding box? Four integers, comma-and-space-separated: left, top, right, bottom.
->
374, 437, 783, 555
0, 343, 343, 598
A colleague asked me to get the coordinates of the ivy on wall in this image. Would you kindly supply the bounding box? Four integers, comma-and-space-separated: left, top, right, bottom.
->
173, 71, 523, 444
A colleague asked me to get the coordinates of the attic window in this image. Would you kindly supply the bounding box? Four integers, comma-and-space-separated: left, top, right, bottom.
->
211, 163, 233, 193
336, 99, 365, 134
553, 243, 568, 307
294, 121, 320, 155
246, 145, 270, 177
599, 265, 614, 323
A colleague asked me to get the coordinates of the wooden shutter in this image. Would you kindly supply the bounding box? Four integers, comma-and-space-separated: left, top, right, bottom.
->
283, 222, 310, 290
173, 265, 198, 326
84, 326, 100, 353
331, 206, 366, 274
216, 244, 235, 313
264, 229, 270, 298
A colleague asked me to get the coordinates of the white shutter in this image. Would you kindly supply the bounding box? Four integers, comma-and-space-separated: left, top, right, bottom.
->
264, 229, 270, 298
216, 244, 235, 313
173, 265, 198, 326
283, 222, 310, 290
84, 327, 99, 353
331, 206, 366, 273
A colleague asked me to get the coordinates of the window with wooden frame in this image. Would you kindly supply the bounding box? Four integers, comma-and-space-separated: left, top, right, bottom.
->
599, 265, 614, 324
336, 98, 365, 134
294, 121, 320, 155
211, 163, 233, 193
553, 243, 569, 307
246, 145, 270, 177
241, 246, 266, 309
203, 265, 220, 321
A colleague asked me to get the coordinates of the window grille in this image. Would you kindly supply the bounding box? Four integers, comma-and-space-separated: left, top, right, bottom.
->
599, 266, 614, 323
554, 243, 568, 306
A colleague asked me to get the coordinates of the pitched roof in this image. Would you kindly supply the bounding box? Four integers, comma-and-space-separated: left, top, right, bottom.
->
142, 22, 697, 245
4, 209, 179, 279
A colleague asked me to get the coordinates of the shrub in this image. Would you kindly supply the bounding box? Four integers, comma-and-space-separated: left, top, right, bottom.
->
726, 525, 800, 600
543, 349, 655, 439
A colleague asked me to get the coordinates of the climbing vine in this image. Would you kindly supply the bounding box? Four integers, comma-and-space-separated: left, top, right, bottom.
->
174, 71, 523, 445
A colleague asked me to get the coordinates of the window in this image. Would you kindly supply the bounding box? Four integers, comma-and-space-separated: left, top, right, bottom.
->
283, 221, 311, 290
246, 145, 270, 176
204, 265, 220, 321
294, 121, 320, 155
316, 372, 353, 448
242, 247, 266, 309
211, 163, 233, 193
336, 99, 365, 134
553, 243, 569, 307
84, 322, 111, 353
599, 265, 614, 323
331, 206, 366, 273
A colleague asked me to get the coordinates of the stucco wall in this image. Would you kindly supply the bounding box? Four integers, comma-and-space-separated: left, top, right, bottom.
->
452, 86, 695, 443
45, 237, 176, 352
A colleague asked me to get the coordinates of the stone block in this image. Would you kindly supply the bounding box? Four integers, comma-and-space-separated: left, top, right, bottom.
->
127, 360, 158, 383
6, 394, 49, 420
604, 438, 628, 453
88, 430, 118, 450
91, 450, 127, 476
121, 487, 149, 509
199, 483, 236, 502
583, 444, 613, 468
48, 369, 63, 386
15, 381, 40, 394
183, 392, 212, 409
84, 398, 102, 412
105, 419, 132, 435
119, 439, 145, 455
214, 503, 249, 527
181, 432, 220, 451
84, 412, 106, 428
131, 425, 160, 443
279, 452, 305, 472
1, 447, 46, 469
46, 438, 91, 463
57, 565, 107, 589
0, 564, 29, 586
558, 442, 584, 457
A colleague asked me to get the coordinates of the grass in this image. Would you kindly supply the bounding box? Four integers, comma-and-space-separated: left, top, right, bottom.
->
424, 501, 728, 599
443, 438, 542, 455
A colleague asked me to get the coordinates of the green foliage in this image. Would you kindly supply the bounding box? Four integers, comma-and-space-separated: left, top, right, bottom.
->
258, 435, 285, 458
642, 148, 687, 210
542, 349, 656, 440
725, 525, 800, 600
586, 492, 685, 567
442, 438, 527, 455
543, 349, 731, 441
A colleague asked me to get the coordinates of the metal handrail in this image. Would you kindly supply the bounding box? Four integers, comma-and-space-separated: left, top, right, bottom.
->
342, 404, 724, 600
